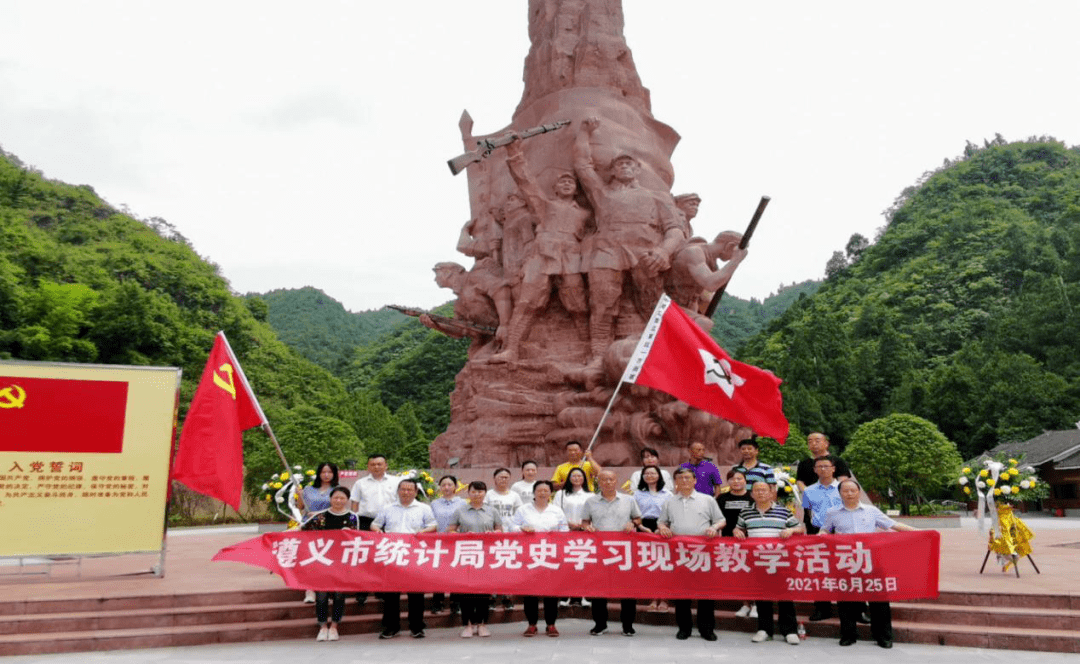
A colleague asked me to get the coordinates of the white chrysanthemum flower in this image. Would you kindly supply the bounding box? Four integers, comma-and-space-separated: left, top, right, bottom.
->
275, 496, 285, 503
958, 477, 969, 485
977, 481, 986, 489
261, 483, 269, 491
1020, 480, 1030, 489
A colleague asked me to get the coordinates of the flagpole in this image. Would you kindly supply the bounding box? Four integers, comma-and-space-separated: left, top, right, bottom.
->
587, 295, 674, 453
217, 332, 294, 478
585, 381, 627, 453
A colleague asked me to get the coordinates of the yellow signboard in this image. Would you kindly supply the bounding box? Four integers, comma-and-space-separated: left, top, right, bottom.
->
0, 361, 180, 557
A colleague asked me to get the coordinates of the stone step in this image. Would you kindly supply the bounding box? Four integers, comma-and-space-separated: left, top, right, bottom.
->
1, 593, 1076, 655
0, 588, 300, 616
911, 590, 1077, 611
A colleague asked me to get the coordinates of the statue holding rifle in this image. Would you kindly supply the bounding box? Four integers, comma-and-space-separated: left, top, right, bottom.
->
490, 133, 591, 363
573, 116, 685, 360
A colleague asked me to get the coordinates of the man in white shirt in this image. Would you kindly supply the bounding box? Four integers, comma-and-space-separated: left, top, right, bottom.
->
372, 479, 436, 639
350, 454, 401, 529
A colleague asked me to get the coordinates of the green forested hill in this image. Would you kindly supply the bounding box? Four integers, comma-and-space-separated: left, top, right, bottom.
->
261, 285, 812, 441
740, 138, 1080, 456
247, 286, 407, 373
0, 148, 429, 508
710, 280, 820, 352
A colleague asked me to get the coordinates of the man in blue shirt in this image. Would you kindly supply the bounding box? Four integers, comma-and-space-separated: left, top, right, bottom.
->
802, 457, 845, 622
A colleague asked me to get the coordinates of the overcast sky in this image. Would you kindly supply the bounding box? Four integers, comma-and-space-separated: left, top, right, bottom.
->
3, 1, 1078, 312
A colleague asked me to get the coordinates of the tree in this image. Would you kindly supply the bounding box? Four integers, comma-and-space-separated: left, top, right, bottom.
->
244, 405, 364, 497
757, 424, 809, 467
824, 251, 848, 278
843, 413, 961, 515
844, 233, 870, 263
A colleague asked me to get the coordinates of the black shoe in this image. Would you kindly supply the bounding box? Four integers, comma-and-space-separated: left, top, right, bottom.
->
857, 613, 872, 624
701, 632, 718, 642
589, 626, 608, 636
808, 611, 832, 622
449, 602, 460, 615
622, 627, 636, 636
676, 629, 691, 640
411, 630, 426, 639
430, 604, 444, 614
502, 597, 514, 610
379, 629, 398, 640
839, 638, 856, 646
356, 593, 368, 606
877, 639, 893, 649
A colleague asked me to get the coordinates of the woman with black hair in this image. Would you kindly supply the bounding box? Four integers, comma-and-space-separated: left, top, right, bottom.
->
297, 462, 339, 603
429, 475, 466, 614
633, 464, 672, 611
301, 486, 358, 641
512, 480, 568, 637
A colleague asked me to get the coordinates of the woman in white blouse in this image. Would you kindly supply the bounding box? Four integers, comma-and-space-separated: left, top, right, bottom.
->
512, 480, 568, 637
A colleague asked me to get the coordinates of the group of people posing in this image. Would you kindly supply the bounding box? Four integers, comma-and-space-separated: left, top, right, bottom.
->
296, 435, 915, 648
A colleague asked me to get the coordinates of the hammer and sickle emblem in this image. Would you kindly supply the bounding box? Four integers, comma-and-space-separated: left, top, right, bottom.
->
0, 384, 27, 409
212, 363, 237, 400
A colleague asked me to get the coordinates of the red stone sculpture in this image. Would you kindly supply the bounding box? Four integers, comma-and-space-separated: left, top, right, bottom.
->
427, 0, 753, 469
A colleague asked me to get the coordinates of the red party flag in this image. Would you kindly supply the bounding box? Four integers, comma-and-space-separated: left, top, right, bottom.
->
171, 332, 265, 510
621, 294, 789, 441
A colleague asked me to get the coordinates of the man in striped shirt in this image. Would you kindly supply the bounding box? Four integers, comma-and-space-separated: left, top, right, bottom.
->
733, 439, 775, 490
735, 481, 804, 645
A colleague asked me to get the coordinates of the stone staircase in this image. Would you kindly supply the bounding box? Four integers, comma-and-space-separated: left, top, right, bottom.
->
0, 590, 1077, 656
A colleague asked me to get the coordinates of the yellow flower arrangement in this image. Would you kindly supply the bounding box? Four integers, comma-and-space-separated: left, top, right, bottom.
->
960, 453, 1047, 504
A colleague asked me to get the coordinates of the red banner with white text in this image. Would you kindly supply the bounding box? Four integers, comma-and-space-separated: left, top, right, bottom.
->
214, 530, 939, 601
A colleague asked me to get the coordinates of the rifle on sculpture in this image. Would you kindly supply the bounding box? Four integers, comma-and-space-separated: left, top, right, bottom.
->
386, 304, 498, 337
447, 119, 571, 176
703, 195, 770, 318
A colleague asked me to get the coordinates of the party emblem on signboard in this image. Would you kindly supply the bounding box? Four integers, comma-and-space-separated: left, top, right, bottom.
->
0, 383, 26, 409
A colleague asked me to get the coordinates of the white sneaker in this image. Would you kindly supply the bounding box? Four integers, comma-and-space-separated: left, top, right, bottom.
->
581, 598, 591, 607
304, 590, 317, 604
785, 633, 800, 645
461, 625, 474, 638
749, 605, 758, 618
477, 624, 491, 637
316, 626, 329, 641
559, 599, 571, 607
735, 605, 751, 618
751, 630, 772, 643
328, 626, 339, 641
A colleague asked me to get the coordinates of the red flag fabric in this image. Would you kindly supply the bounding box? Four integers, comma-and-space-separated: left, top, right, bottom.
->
213, 530, 940, 601
622, 294, 789, 441
0, 376, 128, 453
171, 332, 265, 510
